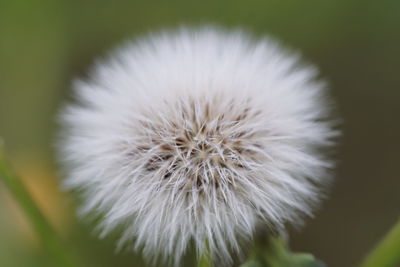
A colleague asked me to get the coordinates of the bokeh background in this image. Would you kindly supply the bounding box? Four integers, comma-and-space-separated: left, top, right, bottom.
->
0, 1, 399, 266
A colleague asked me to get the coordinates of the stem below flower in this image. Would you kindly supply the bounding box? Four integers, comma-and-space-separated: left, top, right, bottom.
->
197, 252, 213, 267
241, 234, 326, 267
0, 146, 80, 267
361, 220, 400, 267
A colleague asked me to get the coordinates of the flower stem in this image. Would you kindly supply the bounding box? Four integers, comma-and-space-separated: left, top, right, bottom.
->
0, 146, 80, 267
361, 219, 400, 267
197, 252, 213, 267
241, 234, 325, 267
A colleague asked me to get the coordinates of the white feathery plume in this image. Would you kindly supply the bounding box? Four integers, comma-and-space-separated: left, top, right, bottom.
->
58, 27, 337, 266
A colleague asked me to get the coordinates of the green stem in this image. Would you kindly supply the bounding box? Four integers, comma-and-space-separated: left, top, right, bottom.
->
0, 146, 79, 267
361, 220, 400, 267
241, 234, 325, 267
197, 252, 213, 267
196, 240, 213, 267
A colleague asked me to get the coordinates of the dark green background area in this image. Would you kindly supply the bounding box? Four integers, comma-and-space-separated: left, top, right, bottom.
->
0, 1, 399, 266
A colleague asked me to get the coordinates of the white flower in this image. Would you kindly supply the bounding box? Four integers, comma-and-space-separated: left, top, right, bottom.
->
59, 27, 337, 266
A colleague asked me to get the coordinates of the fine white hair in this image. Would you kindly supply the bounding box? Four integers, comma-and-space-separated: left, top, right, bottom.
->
58, 27, 337, 266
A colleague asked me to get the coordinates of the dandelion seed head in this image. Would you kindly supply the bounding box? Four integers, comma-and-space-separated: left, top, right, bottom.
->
59, 27, 337, 266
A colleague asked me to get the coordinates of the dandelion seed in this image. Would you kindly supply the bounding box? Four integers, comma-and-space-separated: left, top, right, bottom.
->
58, 27, 337, 266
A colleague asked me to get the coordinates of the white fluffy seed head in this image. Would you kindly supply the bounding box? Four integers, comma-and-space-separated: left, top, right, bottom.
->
59, 27, 337, 266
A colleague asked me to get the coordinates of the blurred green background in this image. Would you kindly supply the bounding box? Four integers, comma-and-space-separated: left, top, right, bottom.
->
0, 0, 399, 266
